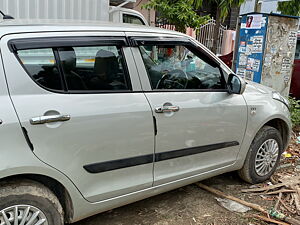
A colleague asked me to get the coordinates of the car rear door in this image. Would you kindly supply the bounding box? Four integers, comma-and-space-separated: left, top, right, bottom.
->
128, 34, 248, 185
1, 32, 155, 202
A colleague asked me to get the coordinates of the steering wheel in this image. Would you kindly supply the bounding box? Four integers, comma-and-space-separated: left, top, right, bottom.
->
156, 69, 189, 89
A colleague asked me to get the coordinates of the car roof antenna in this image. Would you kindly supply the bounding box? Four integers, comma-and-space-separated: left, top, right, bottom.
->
0, 10, 14, 19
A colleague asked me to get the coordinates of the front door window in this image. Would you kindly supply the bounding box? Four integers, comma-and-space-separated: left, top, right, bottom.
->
139, 45, 226, 90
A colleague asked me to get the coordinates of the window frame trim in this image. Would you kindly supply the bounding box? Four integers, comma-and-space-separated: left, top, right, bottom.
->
129, 36, 220, 67
11, 36, 134, 94
8, 36, 128, 52
134, 38, 228, 92
53, 47, 68, 92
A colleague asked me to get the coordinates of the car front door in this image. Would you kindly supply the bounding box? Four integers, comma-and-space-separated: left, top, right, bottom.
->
129, 35, 248, 185
2, 32, 155, 202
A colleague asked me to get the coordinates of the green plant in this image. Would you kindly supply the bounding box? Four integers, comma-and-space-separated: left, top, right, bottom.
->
289, 97, 300, 128
142, 0, 210, 33
144, 0, 246, 52
277, 0, 300, 17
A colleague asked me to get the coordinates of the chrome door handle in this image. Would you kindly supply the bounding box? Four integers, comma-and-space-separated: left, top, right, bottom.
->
155, 106, 180, 113
30, 114, 71, 125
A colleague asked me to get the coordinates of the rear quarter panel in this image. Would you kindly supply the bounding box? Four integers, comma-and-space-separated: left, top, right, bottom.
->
0, 37, 92, 223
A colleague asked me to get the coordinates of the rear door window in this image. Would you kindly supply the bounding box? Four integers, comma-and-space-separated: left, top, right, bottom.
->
57, 46, 130, 91
14, 38, 131, 93
18, 48, 63, 91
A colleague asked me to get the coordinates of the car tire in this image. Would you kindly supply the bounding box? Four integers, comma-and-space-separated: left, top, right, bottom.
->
0, 179, 64, 225
238, 126, 283, 184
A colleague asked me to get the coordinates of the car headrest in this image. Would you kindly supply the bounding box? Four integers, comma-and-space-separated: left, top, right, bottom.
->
94, 49, 119, 76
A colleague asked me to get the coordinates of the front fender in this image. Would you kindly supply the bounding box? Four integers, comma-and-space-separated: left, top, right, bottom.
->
233, 94, 291, 170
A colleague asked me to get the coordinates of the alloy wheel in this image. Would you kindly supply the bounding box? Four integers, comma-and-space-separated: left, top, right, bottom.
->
254, 139, 279, 176
0, 205, 48, 225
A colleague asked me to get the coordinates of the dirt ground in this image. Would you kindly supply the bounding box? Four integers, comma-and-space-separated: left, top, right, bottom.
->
74, 128, 300, 225
74, 172, 271, 225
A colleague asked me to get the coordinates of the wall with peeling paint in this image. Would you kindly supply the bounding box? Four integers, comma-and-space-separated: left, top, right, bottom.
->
261, 15, 299, 96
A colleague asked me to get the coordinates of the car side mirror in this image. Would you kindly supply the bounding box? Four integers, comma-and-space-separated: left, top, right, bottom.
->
227, 73, 246, 94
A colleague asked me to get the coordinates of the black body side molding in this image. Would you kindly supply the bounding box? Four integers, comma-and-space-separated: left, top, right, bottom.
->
83, 141, 239, 174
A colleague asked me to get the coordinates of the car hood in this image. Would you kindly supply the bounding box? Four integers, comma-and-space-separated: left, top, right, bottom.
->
243, 80, 274, 95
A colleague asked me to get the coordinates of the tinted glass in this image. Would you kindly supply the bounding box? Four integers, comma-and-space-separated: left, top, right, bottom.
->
58, 46, 130, 91
123, 14, 145, 25
139, 45, 226, 90
18, 48, 63, 91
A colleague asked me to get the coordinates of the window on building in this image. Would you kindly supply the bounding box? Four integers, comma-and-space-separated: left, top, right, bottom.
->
123, 14, 145, 25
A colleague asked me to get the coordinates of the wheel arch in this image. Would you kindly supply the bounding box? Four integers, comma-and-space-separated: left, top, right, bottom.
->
0, 173, 74, 223
264, 118, 290, 151
235, 115, 291, 170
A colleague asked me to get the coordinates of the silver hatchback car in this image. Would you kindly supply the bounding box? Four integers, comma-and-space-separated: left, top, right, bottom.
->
0, 20, 291, 225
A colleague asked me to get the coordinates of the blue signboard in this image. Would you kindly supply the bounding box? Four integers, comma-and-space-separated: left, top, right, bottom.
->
235, 14, 268, 83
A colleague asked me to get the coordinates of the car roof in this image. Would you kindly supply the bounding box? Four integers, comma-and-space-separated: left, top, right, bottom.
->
0, 19, 184, 37
0, 19, 232, 77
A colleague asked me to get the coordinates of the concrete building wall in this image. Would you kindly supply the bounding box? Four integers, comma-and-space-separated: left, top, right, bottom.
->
240, 0, 256, 14
261, 1, 279, 13
240, 0, 279, 14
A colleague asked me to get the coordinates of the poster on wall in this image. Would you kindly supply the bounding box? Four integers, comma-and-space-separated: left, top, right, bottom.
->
235, 13, 268, 83
252, 36, 264, 53
252, 59, 260, 72
281, 58, 292, 73
288, 31, 297, 46
236, 68, 246, 77
246, 14, 263, 29
246, 58, 260, 72
246, 58, 255, 70
245, 71, 254, 80
239, 54, 248, 66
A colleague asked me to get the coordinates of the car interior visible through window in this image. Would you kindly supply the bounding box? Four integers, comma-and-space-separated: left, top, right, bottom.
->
17, 48, 63, 91
139, 44, 226, 90
17, 45, 131, 92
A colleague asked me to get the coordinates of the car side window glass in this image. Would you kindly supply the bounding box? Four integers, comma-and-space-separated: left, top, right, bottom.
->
17, 48, 63, 91
139, 44, 226, 90
57, 46, 130, 91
